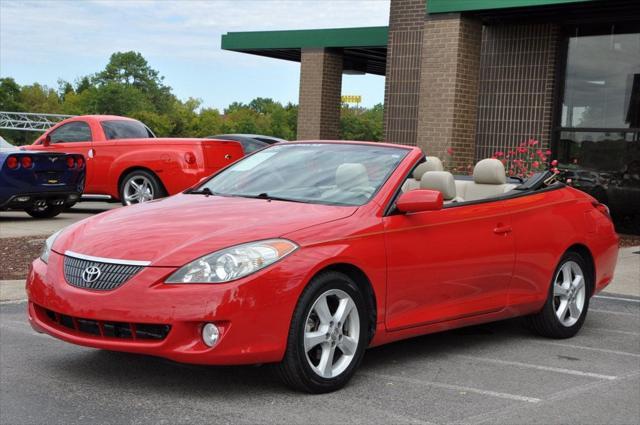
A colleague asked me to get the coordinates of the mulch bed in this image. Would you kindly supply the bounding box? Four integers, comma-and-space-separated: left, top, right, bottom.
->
619, 234, 640, 248
0, 232, 638, 281
0, 236, 46, 280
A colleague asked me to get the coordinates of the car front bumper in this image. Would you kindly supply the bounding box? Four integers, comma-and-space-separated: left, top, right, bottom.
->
26, 251, 305, 365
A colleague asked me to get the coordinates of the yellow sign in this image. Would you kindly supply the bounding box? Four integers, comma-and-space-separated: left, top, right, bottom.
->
341, 95, 362, 104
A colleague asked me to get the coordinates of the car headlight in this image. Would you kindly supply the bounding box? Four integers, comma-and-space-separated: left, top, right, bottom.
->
40, 229, 63, 264
165, 239, 298, 284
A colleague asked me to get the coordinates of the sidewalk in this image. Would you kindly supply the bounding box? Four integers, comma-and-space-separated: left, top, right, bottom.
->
607, 246, 640, 297
1, 247, 638, 302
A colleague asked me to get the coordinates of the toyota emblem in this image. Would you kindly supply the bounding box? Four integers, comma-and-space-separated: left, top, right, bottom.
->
82, 266, 102, 283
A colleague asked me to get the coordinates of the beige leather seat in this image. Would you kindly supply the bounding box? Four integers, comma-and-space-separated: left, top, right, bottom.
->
420, 171, 464, 203
402, 156, 444, 192
322, 163, 374, 203
455, 158, 517, 201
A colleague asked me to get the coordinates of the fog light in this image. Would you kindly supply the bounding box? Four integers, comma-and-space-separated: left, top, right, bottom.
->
202, 323, 220, 347
68, 194, 79, 201
15, 196, 30, 202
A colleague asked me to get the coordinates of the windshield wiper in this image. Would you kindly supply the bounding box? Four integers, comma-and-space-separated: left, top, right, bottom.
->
188, 187, 215, 196
243, 193, 305, 203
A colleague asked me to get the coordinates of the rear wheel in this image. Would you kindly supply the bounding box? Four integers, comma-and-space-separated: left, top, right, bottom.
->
525, 252, 591, 339
119, 170, 165, 206
25, 201, 64, 218
276, 271, 368, 393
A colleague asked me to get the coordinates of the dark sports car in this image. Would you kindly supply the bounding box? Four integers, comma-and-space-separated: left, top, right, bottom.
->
207, 134, 287, 154
0, 141, 85, 218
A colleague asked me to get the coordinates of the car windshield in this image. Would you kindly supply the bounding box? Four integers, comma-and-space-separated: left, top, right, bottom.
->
101, 120, 155, 140
196, 143, 409, 206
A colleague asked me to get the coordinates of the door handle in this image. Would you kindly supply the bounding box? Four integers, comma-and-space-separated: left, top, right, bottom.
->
493, 225, 512, 234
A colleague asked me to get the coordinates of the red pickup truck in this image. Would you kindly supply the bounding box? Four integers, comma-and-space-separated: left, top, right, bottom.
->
24, 115, 244, 205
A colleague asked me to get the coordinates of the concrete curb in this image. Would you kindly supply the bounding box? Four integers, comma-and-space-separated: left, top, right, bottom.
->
0, 280, 26, 303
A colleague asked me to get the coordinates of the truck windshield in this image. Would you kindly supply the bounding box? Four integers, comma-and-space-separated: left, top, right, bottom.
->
196, 143, 409, 206
101, 120, 155, 140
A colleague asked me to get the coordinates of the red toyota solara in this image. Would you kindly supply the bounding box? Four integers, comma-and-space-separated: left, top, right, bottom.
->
27, 141, 618, 393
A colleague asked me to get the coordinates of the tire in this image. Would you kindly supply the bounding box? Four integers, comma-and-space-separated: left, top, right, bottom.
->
275, 271, 369, 393
25, 203, 64, 218
525, 252, 591, 339
119, 170, 166, 206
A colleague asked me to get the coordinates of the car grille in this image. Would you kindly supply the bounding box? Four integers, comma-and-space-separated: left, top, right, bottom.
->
36, 305, 171, 341
64, 255, 143, 291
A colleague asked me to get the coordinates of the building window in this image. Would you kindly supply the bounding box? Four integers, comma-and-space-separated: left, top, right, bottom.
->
556, 26, 639, 222
561, 31, 639, 129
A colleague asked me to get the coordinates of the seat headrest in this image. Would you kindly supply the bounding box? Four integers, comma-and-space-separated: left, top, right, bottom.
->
473, 158, 506, 185
336, 163, 370, 191
413, 156, 444, 180
420, 171, 457, 200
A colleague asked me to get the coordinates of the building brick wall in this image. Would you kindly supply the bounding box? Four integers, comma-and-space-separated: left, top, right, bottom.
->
383, 0, 426, 145
416, 14, 483, 167
475, 24, 561, 161
297, 48, 343, 140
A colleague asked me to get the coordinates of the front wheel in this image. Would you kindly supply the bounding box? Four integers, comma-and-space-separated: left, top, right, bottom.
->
276, 271, 369, 393
119, 170, 165, 206
525, 252, 591, 339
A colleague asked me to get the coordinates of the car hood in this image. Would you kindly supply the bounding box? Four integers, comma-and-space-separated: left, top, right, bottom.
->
55, 194, 357, 267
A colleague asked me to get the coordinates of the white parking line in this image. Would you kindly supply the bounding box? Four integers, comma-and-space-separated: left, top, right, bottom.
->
595, 295, 640, 303
539, 341, 640, 358
590, 327, 640, 337
590, 308, 639, 317
0, 299, 27, 305
364, 372, 541, 403
454, 355, 617, 380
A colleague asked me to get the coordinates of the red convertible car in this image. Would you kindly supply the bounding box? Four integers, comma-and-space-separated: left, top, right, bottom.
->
24, 115, 244, 205
26, 141, 619, 393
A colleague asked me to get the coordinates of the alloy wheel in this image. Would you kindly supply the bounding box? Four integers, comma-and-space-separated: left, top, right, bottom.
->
123, 175, 155, 205
303, 289, 360, 379
553, 260, 586, 327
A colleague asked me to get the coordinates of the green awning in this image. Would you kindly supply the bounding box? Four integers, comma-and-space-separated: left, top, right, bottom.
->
427, 0, 596, 14
221, 27, 388, 75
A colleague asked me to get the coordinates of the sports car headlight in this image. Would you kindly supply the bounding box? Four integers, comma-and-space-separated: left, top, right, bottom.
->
40, 229, 63, 264
165, 239, 298, 284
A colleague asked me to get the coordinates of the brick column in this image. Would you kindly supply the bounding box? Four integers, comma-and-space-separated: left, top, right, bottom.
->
383, 0, 427, 146
297, 48, 343, 140
416, 14, 483, 167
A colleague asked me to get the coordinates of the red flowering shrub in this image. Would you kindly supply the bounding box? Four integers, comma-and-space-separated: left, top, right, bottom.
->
493, 139, 559, 179
442, 139, 560, 180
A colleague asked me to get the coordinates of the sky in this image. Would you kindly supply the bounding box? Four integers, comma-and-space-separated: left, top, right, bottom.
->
0, 0, 390, 111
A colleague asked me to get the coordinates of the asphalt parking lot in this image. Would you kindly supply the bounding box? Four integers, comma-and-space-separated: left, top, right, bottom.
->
0, 296, 638, 425
0, 202, 120, 238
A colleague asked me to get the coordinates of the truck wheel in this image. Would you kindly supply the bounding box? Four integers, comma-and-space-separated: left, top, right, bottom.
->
25, 202, 64, 219
119, 170, 165, 206
275, 271, 368, 393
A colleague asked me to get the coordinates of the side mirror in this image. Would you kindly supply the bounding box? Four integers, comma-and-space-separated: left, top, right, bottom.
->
42, 134, 51, 147
396, 189, 443, 213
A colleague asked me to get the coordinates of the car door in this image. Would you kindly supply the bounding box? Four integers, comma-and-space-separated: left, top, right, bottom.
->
33, 121, 95, 189
383, 199, 515, 331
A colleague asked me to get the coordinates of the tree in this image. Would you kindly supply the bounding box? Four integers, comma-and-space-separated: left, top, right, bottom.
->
95, 52, 163, 90
340, 103, 383, 141
0, 51, 384, 144
0, 78, 23, 111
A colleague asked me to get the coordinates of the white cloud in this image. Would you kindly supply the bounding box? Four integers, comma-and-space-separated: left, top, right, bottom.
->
0, 0, 389, 109
1, 0, 389, 64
